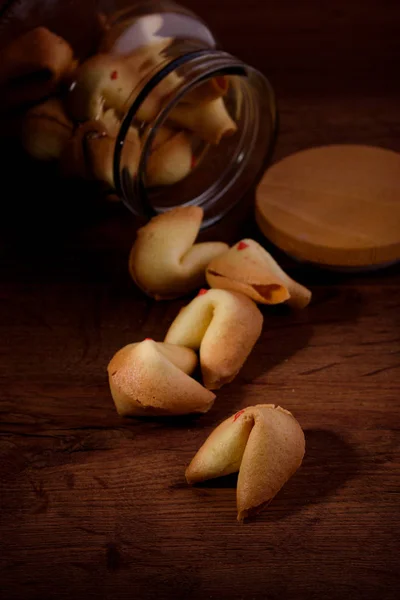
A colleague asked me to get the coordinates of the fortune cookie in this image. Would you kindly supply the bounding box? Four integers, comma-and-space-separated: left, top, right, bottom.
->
108, 339, 215, 416
21, 97, 73, 161
206, 239, 312, 309
129, 206, 228, 299
186, 404, 305, 521
165, 288, 263, 389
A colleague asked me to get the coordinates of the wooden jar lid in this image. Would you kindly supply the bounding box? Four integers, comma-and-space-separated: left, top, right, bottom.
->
255, 145, 400, 268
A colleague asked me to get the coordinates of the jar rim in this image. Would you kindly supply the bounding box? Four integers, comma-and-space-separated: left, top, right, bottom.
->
115, 50, 277, 227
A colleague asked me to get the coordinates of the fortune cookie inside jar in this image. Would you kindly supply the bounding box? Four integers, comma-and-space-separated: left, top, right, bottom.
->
181, 76, 229, 105
61, 119, 140, 189
67, 39, 181, 123
0, 27, 76, 110
146, 129, 193, 187
21, 97, 74, 161
167, 96, 237, 145
9, 6, 275, 219
67, 54, 139, 122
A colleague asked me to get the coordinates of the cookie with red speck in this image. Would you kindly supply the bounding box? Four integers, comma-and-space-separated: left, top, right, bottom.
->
206, 238, 311, 309
186, 404, 305, 521
164, 288, 263, 389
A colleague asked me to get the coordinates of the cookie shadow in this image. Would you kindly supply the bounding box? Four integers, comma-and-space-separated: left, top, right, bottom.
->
193, 472, 239, 490
259, 429, 360, 522
238, 307, 314, 383
190, 429, 359, 521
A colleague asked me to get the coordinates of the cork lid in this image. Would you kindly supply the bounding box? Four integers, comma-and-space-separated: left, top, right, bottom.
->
255, 145, 400, 269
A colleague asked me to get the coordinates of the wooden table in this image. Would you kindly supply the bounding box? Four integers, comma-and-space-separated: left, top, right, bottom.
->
1, 1, 399, 599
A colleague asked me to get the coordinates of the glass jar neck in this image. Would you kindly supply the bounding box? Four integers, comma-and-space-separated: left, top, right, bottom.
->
115, 50, 277, 227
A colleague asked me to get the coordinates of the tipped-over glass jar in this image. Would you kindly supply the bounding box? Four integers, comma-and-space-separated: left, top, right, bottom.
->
67, 0, 276, 227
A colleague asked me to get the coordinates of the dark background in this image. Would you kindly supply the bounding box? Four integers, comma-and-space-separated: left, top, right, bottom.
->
0, 1, 399, 599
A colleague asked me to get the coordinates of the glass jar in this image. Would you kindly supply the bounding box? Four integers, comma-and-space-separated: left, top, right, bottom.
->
65, 1, 277, 227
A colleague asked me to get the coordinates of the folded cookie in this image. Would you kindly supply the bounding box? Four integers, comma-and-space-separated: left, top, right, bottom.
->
164, 288, 263, 389
182, 76, 229, 105
146, 130, 192, 186
186, 404, 305, 521
206, 239, 312, 309
0, 27, 75, 110
129, 206, 228, 300
168, 97, 237, 145
67, 54, 136, 121
21, 97, 74, 161
101, 108, 122, 136
108, 339, 215, 416
68, 40, 181, 124
149, 125, 176, 150
61, 119, 140, 188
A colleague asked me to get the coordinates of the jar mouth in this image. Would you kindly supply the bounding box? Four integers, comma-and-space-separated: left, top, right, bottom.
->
115, 51, 277, 227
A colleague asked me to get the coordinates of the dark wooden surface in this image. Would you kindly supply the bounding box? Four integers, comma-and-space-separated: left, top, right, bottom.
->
1, 1, 400, 599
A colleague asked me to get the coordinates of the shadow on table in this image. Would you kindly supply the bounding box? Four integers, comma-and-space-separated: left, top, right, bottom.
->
211, 272, 364, 419
258, 429, 359, 522
239, 310, 314, 384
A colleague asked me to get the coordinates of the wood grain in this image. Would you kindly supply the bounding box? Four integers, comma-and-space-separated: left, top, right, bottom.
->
256, 145, 400, 267
0, 1, 400, 599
